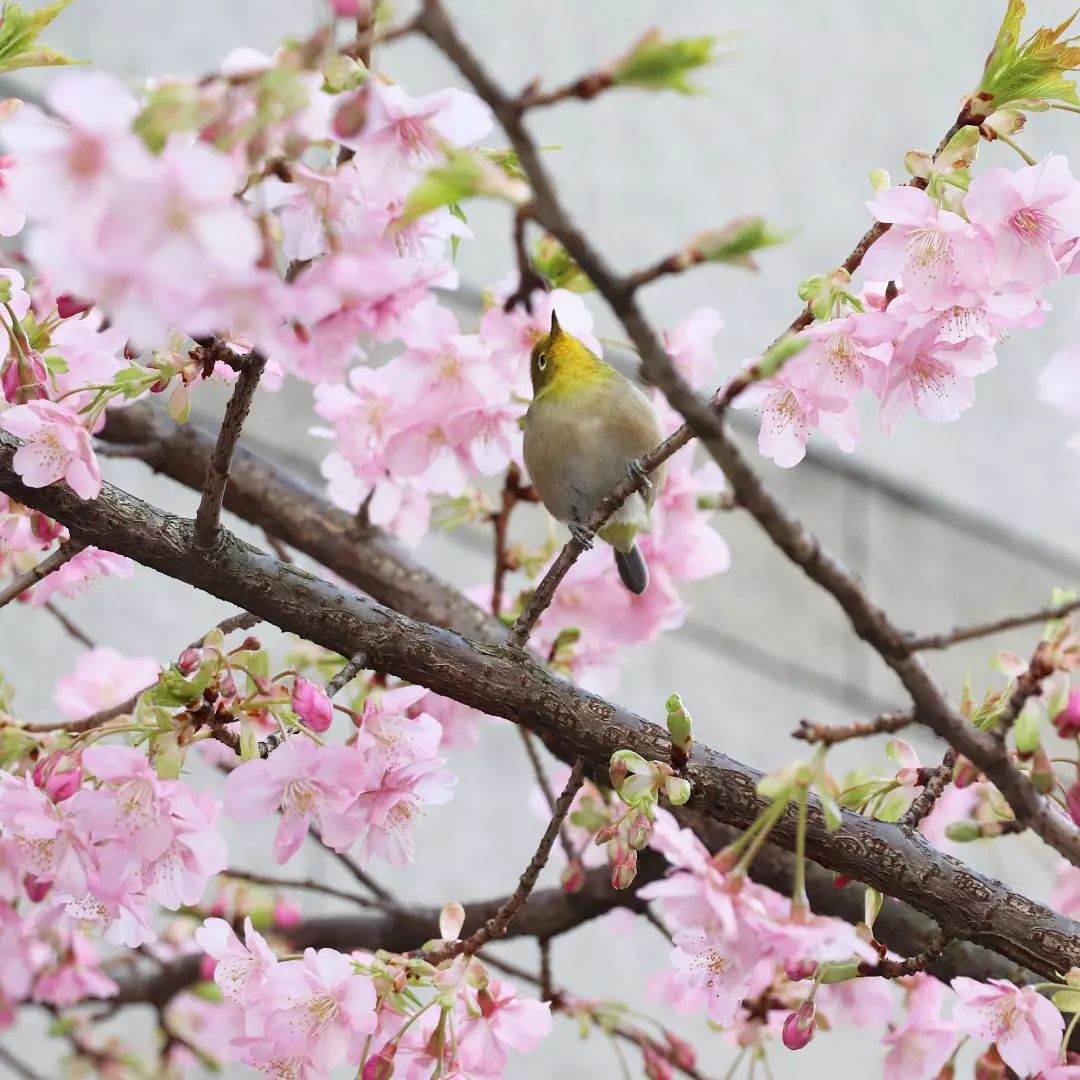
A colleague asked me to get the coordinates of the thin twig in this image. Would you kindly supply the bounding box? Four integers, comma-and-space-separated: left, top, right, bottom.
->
424, 759, 586, 963
224, 867, 379, 908
194, 351, 267, 546
996, 640, 1056, 738
326, 652, 369, 698
501, 207, 548, 312
901, 749, 957, 829
326, 846, 394, 902
859, 932, 953, 978
907, 597, 1080, 651
43, 599, 96, 648
0, 540, 83, 608
19, 611, 260, 735
793, 711, 913, 746
519, 727, 578, 865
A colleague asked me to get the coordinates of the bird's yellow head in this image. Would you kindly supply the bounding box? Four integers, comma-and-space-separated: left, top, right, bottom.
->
529, 311, 614, 401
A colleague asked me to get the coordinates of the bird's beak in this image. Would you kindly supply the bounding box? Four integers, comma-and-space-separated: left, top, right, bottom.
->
549, 310, 561, 338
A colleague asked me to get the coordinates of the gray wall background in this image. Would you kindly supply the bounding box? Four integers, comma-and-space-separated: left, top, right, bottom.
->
6, 1, 1080, 1077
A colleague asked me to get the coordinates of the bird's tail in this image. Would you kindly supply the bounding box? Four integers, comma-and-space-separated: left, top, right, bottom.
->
614, 543, 649, 595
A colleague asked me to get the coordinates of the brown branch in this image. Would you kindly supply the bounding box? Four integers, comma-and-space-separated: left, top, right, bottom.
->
411, 1, 1080, 867
858, 932, 953, 979
223, 867, 378, 907
907, 597, 1080, 651
901, 749, 957, 829
43, 599, 95, 648
0, 539, 83, 607
193, 351, 267, 546
3, 454, 1079, 979
424, 759, 585, 963
325, 652, 369, 698
501, 207, 548, 313
490, 463, 533, 617
997, 640, 1056, 738
793, 711, 912, 746
520, 726, 578, 865
516, 70, 615, 112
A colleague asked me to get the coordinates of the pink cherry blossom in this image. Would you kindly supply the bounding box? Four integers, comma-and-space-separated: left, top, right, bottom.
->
879, 320, 996, 434
0, 399, 102, 498
25, 546, 133, 606
53, 647, 159, 721
224, 737, 358, 863
1052, 862, 1080, 916
863, 185, 992, 310
734, 370, 860, 467
195, 917, 278, 1017
952, 976, 1063, 1077
264, 947, 376, 1069
0, 155, 25, 236
794, 310, 900, 407
664, 308, 724, 386
457, 980, 553, 1072
882, 975, 959, 1080
964, 155, 1080, 288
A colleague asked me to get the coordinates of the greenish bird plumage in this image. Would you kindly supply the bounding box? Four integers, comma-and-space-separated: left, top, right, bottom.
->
523, 311, 666, 595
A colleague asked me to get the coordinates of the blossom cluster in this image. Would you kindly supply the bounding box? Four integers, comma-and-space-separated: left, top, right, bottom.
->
738, 156, 1080, 468
193, 914, 552, 1077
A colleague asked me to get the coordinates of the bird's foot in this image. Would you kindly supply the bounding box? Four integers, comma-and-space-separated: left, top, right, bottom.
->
568, 521, 594, 550
627, 458, 652, 491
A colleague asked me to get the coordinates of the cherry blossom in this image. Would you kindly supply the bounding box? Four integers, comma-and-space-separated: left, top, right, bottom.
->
952, 976, 1063, 1078
53, 647, 158, 720
882, 975, 959, 1080
0, 399, 102, 498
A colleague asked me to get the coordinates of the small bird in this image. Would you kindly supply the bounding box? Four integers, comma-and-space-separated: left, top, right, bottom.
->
523, 311, 666, 595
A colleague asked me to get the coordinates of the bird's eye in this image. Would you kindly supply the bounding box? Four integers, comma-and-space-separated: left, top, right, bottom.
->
537, 352, 547, 371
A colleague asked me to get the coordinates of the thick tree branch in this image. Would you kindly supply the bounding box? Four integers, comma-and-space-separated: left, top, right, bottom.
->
3, 446, 1078, 981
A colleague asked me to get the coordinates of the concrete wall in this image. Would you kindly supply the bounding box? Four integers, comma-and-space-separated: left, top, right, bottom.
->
5, 1, 1080, 1077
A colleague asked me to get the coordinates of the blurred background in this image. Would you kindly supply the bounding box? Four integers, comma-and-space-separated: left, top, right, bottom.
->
5, 1, 1080, 1076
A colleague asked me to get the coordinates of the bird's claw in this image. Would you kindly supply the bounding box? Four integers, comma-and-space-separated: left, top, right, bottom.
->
627, 458, 652, 491
569, 522, 594, 550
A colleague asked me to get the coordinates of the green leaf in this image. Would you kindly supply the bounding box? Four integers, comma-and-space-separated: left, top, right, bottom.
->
818, 791, 843, 833
612, 30, 721, 94
400, 146, 529, 225
691, 216, 791, 271
0, 0, 82, 75
975, 1, 1080, 113
531, 234, 593, 293
133, 82, 205, 154
149, 666, 200, 708
1053, 989, 1080, 1013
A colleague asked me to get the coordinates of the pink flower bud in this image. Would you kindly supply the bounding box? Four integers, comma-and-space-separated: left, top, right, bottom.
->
833, 874, 850, 889
609, 757, 629, 790
663, 1031, 696, 1071
627, 812, 653, 850
561, 860, 585, 894
1068, 783, 1080, 828
974, 1044, 1007, 1080
273, 897, 302, 928
954, 756, 979, 788
593, 821, 620, 847
239, 636, 261, 652
333, 90, 369, 142
291, 676, 334, 733
31, 512, 64, 544
24, 874, 51, 902
45, 766, 81, 803
332, 0, 362, 15
781, 1000, 816, 1050
362, 1047, 396, 1080
177, 648, 201, 675
1056, 687, 1080, 738
643, 1046, 674, 1080
783, 958, 818, 981
56, 294, 91, 319
199, 955, 217, 981
611, 850, 638, 890
218, 671, 238, 698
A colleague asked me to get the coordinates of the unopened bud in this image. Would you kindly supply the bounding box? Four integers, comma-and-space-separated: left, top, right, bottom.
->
239, 636, 261, 652
944, 820, 982, 843
561, 859, 585, 894
361, 1047, 396, 1080
1031, 746, 1055, 793
333, 89, 368, 141
782, 1000, 816, 1050
593, 821, 620, 847
56, 294, 91, 319
1068, 782, 1080, 828
663, 1031, 696, 1072
44, 766, 81, 803
664, 776, 692, 806
439, 901, 465, 941
612, 850, 638, 890
643, 1045, 674, 1080
609, 757, 629, 791
627, 812, 653, 850
784, 958, 818, 981
974, 1044, 1007, 1080
177, 648, 201, 675
954, 756, 979, 788
24, 874, 51, 902
273, 897, 301, 928
665, 692, 694, 753
1014, 700, 1041, 757
291, 676, 334, 733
